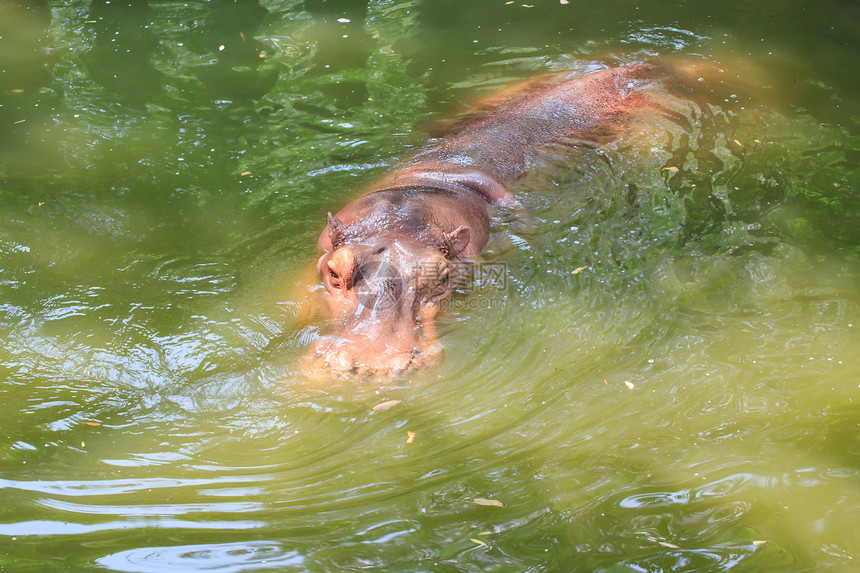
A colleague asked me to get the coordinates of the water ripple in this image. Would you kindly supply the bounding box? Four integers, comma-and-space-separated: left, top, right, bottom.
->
95, 542, 305, 573
0, 519, 265, 537
0, 475, 271, 497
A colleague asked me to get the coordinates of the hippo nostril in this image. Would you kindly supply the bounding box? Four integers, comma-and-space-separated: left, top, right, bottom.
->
386, 352, 415, 373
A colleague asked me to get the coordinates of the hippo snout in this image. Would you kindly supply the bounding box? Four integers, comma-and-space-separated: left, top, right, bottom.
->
310, 333, 421, 376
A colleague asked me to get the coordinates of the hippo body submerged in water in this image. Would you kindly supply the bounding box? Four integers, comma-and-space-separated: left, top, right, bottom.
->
309, 62, 713, 375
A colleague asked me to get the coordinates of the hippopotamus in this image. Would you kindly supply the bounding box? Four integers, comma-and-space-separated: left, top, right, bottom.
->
309, 62, 708, 375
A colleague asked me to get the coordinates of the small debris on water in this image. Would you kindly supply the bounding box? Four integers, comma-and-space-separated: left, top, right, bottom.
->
372, 399, 401, 411
571, 266, 587, 275
470, 538, 488, 546
753, 540, 768, 546
406, 431, 416, 444
240, 171, 252, 176
473, 498, 504, 507
662, 166, 679, 173
625, 380, 635, 390
659, 541, 680, 549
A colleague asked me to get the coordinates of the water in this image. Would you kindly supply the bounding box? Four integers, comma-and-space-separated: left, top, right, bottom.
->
1, 0, 858, 571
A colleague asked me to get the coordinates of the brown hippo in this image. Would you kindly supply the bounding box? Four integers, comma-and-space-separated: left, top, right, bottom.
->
309, 62, 714, 375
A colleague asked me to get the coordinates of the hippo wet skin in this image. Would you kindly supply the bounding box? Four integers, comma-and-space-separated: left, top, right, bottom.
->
309, 62, 710, 375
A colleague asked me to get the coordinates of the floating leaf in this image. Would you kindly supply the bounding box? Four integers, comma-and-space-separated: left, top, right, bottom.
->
478, 531, 492, 536
571, 266, 587, 275
659, 541, 680, 549
406, 431, 416, 444
372, 400, 401, 411
240, 171, 252, 176
83, 421, 102, 427
470, 538, 487, 546
473, 498, 504, 507
662, 166, 679, 173
625, 380, 635, 390
753, 540, 768, 546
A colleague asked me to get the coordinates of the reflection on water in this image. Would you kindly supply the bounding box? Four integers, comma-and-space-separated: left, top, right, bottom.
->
0, 0, 858, 571
84, 0, 163, 105
97, 542, 305, 573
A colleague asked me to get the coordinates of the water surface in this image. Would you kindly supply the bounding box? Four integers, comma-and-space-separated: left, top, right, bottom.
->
1, 1, 858, 571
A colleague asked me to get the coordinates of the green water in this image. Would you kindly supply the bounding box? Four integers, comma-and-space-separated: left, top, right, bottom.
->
1, 0, 858, 571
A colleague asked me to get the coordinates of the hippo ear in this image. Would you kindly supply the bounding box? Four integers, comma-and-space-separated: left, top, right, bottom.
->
327, 212, 346, 247
443, 225, 471, 258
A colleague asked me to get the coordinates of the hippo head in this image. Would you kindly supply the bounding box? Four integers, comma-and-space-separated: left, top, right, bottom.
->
311, 213, 471, 375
